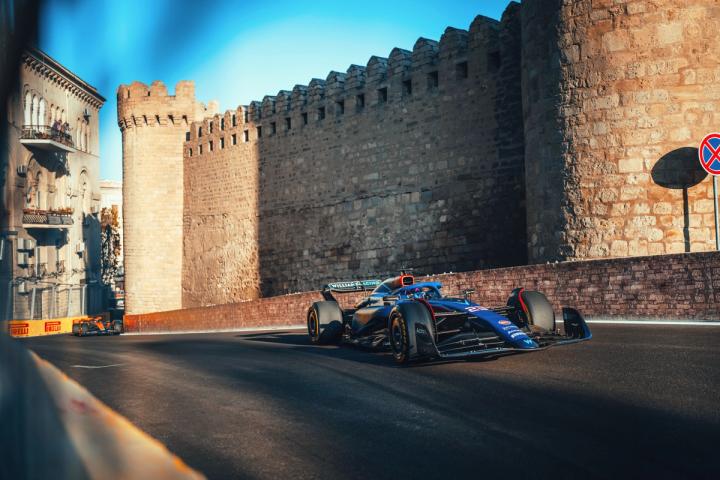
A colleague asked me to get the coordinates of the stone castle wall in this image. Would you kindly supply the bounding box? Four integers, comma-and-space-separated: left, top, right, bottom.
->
182, 7, 527, 304
117, 81, 215, 314
523, 0, 720, 262
120, 0, 720, 314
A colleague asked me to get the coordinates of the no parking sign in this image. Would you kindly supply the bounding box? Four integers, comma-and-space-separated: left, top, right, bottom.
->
699, 133, 720, 250
699, 133, 720, 176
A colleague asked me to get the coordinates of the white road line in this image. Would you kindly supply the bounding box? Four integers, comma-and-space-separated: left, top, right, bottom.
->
71, 363, 126, 369
585, 320, 720, 326
120, 320, 720, 337
122, 325, 307, 336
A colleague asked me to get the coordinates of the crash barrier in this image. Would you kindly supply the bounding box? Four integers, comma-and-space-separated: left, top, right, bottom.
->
123, 251, 719, 334
0, 332, 204, 479
6, 314, 110, 338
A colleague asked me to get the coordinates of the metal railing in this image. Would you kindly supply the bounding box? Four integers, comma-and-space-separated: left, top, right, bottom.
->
22, 210, 74, 226
3, 281, 107, 321
20, 124, 74, 148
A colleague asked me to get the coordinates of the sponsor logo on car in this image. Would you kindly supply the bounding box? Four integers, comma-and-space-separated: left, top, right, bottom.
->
510, 331, 529, 339
465, 306, 488, 312
44, 321, 62, 332
499, 320, 512, 325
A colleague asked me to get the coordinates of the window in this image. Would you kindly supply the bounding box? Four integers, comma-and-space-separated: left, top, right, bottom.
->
221, 118, 225, 130
356, 94, 365, 110
403, 80, 413, 96
318, 107, 326, 121
456, 61, 468, 79
199, 144, 203, 154
209, 121, 213, 133
186, 132, 190, 141
377, 87, 387, 104
232, 114, 237, 126
428, 71, 439, 89
271, 122, 277, 135
243, 130, 249, 142
24, 91, 31, 126
189, 148, 193, 157
285, 117, 291, 130
302, 112, 308, 125
257, 126, 262, 138
198, 126, 203, 137
209, 140, 213, 152
336, 100, 345, 115
232, 133, 237, 145
31, 95, 38, 127
220, 137, 225, 149
244, 110, 249, 123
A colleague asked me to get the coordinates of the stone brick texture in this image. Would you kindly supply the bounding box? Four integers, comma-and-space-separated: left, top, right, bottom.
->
523, 0, 720, 262
117, 81, 216, 314
120, 1, 720, 314
181, 8, 526, 305
123, 251, 720, 334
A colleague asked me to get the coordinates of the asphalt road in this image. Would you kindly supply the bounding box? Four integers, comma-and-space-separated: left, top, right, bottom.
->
21, 324, 720, 479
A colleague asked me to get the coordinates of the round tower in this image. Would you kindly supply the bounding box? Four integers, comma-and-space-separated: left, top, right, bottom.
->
117, 80, 200, 314
522, 0, 720, 263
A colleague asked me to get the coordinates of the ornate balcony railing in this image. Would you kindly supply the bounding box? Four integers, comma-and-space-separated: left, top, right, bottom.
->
20, 124, 74, 151
22, 208, 74, 229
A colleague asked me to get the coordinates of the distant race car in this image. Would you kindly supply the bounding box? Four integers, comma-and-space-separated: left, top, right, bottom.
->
72, 316, 124, 337
307, 273, 591, 364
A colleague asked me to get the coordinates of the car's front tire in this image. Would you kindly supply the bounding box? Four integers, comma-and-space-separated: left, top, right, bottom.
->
389, 310, 410, 364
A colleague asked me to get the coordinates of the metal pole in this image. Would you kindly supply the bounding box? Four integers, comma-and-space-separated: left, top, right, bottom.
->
714, 175, 719, 251
30, 286, 36, 320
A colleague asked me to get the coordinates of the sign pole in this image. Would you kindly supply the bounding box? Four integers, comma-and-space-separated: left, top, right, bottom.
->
714, 175, 720, 251
699, 133, 720, 251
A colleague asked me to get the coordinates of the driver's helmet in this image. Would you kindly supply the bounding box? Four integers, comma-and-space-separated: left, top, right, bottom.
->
412, 288, 424, 299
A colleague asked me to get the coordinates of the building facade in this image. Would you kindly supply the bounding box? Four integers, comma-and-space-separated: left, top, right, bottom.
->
119, 0, 720, 315
1, 48, 105, 321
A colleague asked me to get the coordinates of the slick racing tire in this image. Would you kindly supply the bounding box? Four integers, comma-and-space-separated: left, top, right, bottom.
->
507, 288, 555, 332
389, 310, 411, 365
80, 323, 89, 337
308, 302, 343, 345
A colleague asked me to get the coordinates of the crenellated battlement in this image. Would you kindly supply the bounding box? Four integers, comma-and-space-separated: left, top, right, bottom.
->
117, 80, 209, 131
183, 12, 517, 149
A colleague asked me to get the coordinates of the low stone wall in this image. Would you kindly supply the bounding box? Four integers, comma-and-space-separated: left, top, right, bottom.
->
123, 252, 719, 333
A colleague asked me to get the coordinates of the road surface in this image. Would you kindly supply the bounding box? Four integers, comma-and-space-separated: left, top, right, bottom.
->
22, 324, 720, 479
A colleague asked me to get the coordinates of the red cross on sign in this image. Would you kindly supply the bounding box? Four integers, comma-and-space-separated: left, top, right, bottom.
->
699, 133, 720, 176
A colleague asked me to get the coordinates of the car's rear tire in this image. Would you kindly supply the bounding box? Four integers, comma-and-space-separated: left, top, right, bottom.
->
80, 323, 89, 337
308, 302, 343, 345
389, 310, 410, 364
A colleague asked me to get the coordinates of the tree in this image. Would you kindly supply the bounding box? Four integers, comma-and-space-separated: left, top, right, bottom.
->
100, 206, 121, 286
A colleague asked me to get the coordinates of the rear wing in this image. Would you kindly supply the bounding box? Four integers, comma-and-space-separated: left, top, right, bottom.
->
321, 280, 382, 301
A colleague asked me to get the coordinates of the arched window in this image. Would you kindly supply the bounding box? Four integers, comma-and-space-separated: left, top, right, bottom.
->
61, 109, 66, 124
24, 91, 32, 126
31, 95, 38, 128
76, 118, 81, 146
38, 98, 46, 128
35, 171, 45, 209
78, 170, 90, 215
84, 121, 89, 151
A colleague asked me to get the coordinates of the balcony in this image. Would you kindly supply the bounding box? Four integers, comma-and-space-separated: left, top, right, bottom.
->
23, 208, 74, 229
20, 124, 74, 152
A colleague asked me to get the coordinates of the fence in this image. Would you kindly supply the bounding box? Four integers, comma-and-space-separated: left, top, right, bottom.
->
2, 282, 107, 321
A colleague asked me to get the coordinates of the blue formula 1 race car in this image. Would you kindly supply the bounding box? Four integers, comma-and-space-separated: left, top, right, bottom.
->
306, 274, 591, 364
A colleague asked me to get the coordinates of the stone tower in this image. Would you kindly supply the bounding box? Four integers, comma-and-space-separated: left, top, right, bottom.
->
117, 80, 212, 314
522, 0, 720, 263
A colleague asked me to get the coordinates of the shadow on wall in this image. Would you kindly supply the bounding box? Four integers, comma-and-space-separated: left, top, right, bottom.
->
82, 212, 104, 314
651, 147, 707, 253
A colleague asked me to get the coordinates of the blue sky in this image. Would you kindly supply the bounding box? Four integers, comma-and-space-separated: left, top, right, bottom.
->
39, 0, 513, 181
